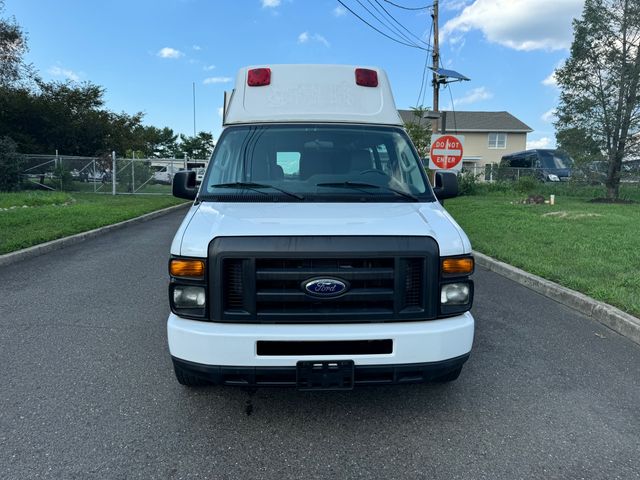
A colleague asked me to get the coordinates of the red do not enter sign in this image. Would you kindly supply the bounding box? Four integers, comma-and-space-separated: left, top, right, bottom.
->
429, 134, 464, 171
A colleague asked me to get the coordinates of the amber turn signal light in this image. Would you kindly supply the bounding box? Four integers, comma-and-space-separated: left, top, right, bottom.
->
170, 259, 205, 278
442, 257, 474, 275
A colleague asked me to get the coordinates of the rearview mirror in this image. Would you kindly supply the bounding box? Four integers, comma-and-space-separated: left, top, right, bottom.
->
172, 171, 198, 200
433, 171, 458, 200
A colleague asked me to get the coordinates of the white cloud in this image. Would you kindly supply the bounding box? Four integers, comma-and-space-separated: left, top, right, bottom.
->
313, 34, 330, 47
203, 64, 216, 71
298, 31, 330, 47
261, 0, 280, 7
542, 71, 558, 87
454, 86, 493, 106
48, 65, 80, 82
527, 137, 552, 149
442, 0, 584, 51
333, 5, 347, 16
541, 108, 556, 122
157, 47, 184, 59
192, 45, 202, 51
443, 0, 472, 10
203, 76, 232, 85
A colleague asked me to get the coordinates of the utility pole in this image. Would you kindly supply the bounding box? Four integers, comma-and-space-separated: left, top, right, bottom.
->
192, 82, 197, 137
432, 0, 439, 118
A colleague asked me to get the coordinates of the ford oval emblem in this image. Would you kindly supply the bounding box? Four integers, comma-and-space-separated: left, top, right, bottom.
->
303, 278, 349, 298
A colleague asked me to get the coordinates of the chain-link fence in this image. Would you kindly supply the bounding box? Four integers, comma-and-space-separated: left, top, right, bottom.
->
461, 161, 640, 185
19, 153, 208, 194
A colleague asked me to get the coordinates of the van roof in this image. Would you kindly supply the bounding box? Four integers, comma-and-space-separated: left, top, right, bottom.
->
223, 64, 403, 127
503, 148, 560, 157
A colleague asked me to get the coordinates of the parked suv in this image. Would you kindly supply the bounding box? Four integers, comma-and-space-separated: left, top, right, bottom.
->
499, 149, 574, 182
167, 65, 475, 390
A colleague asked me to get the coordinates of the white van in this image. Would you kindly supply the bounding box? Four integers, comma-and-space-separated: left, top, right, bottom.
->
167, 65, 474, 390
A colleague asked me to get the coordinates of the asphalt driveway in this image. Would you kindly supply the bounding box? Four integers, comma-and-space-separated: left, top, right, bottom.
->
1, 210, 638, 480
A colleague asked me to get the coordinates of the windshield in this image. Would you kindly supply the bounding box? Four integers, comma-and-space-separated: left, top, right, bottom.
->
539, 150, 573, 169
201, 124, 434, 202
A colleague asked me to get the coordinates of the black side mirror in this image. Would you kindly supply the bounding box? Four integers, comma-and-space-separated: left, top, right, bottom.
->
433, 171, 458, 200
172, 170, 198, 200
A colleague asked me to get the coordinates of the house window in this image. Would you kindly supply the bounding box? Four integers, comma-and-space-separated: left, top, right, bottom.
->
488, 133, 507, 149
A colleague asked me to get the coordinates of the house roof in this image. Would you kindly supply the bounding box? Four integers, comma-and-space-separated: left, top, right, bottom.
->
398, 110, 533, 133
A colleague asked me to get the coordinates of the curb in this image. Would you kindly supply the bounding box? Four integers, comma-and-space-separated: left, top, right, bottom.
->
473, 251, 640, 346
0, 202, 190, 268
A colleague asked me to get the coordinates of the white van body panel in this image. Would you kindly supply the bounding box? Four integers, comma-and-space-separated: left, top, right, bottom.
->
169, 203, 200, 255
224, 64, 403, 126
168, 312, 474, 367
170, 202, 470, 258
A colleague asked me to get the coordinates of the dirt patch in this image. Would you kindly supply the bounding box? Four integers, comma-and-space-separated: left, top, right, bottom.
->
589, 197, 635, 204
542, 211, 603, 220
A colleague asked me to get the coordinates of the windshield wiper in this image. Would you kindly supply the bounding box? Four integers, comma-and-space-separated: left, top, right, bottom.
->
316, 181, 419, 201
210, 182, 304, 200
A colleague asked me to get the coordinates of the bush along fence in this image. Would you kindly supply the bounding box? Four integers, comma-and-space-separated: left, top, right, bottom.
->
16, 152, 208, 195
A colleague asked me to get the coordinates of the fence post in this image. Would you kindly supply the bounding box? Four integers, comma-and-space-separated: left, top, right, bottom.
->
112, 151, 116, 196
93, 159, 96, 193
131, 152, 135, 194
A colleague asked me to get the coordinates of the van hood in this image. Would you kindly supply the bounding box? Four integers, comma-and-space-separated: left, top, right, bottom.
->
171, 202, 471, 257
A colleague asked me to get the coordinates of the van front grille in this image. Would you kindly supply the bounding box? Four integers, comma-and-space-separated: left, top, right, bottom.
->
208, 236, 439, 323
255, 257, 395, 317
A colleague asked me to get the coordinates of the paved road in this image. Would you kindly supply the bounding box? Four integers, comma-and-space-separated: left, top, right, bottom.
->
1, 210, 639, 480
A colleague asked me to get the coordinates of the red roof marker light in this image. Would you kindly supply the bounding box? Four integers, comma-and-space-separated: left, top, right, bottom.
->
248, 68, 271, 87
355, 68, 378, 87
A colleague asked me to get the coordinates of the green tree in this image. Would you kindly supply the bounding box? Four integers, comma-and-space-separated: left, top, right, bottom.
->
556, 127, 606, 166
0, 0, 33, 87
177, 131, 215, 159
4, 79, 150, 156
0, 1, 186, 161
555, 0, 640, 199
139, 126, 178, 158
0, 136, 22, 191
404, 105, 432, 159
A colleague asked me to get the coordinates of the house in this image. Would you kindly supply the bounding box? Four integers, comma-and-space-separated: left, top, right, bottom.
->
398, 110, 533, 173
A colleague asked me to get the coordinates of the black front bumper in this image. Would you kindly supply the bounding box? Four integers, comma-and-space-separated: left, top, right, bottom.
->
172, 354, 470, 388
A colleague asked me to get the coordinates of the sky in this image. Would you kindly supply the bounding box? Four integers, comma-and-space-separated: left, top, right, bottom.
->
6, 0, 585, 149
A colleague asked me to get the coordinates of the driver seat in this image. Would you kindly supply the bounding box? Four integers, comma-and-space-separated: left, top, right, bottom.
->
350, 149, 373, 172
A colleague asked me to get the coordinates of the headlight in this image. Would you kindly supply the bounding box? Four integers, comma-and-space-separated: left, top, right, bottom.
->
173, 286, 206, 308
548, 174, 560, 181
440, 283, 470, 305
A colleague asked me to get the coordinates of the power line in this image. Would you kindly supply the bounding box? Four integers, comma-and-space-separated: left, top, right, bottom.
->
446, 83, 458, 133
440, 56, 458, 134
336, 0, 431, 51
416, 15, 434, 107
364, 0, 427, 48
372, 0, 432, 49
383, 0, 434, 10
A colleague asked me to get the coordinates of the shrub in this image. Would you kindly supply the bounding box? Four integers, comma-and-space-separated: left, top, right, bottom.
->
457, 171, 481, 196
52, 164, 74, 190
515, 175, 538, 194
0, 136, 23, 192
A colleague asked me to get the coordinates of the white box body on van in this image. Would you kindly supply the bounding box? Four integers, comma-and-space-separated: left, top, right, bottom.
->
167, 65, 474, 389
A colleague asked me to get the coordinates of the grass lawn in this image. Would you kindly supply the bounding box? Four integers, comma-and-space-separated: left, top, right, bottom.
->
0, 192, 187, 255
445, 194, 640, 318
